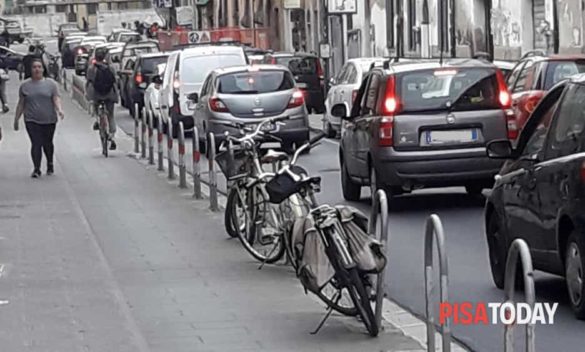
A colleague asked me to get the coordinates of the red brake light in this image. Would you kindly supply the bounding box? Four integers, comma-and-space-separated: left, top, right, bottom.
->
287, 89, 304, 109
209, 97, 229, 112
352, 89, 358, 104
506, 109, 519, 140
496, 70, 512, 109
379, 117, 394, 147
524, 92, 543, 114
382, 76, 400, 115
135, 73, 143, 84
77, 48, 83, 55
173, 71, 180, 91
581, 161, 585, 184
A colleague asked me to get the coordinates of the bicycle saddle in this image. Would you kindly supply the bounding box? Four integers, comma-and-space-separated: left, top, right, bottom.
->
261, 149, 289, 164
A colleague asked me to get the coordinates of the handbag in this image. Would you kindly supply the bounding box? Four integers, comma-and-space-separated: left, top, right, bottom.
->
0, 69, 9, 81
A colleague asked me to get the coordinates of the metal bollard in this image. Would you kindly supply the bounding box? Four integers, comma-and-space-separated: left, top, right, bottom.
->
192, 127, 202, 199
157, 113, 164, 171
424, 214, 451, 352
62, 69, 67, 91
369, 190, 389, 330
178, 122, 187, 189
148, 111, 155, 165
167, 118, 175, 180
134, 103, 140, 154
504, 239, 535, 352
208, 133, 219, 211
141, 107, 147, 159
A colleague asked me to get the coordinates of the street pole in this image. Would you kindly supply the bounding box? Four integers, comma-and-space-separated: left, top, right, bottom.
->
421, 0, 430, 58
250, 0, 256, 47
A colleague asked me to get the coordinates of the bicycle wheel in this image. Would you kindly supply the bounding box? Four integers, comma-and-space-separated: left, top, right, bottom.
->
236, 184, 285, 264
314, 278, 358, 316
225, 187, 243, 238
347, 267, 378, 336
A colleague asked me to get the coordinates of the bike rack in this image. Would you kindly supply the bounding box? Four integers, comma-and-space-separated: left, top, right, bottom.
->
167, 118, 175, 180
504, 239, 536, 352
178, 122, 187, 189
192, 127, 202, 199
368, 189, 389, 330
157, 113, 164, 172
424, 214, 451, 352
133, 103, 140, 154
208, 132, 219, 211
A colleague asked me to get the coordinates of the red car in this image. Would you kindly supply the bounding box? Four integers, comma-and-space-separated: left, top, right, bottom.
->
506, 52, 585, 137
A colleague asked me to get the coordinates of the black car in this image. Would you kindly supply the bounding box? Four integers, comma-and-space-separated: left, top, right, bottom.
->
0, 46, 23, 71
120, 53, 168, 117
263, 52, 325, 113
61, 38, 83, 68
485, 74, 585, 318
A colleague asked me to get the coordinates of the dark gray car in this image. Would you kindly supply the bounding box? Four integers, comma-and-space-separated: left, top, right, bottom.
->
332, 59, 515, 203
189, 65, 309, 151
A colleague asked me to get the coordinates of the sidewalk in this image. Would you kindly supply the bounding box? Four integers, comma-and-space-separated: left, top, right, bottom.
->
0, 82, 425, 351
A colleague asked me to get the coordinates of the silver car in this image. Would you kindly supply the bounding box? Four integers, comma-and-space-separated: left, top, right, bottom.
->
323, 58, 385, 137
189, 65, 310, 151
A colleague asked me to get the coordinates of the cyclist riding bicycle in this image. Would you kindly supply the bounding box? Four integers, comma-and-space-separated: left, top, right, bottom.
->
86, 48, 118, 150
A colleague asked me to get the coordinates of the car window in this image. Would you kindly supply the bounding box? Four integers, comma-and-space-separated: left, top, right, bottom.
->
276, 56, 318, 75
512, 61, 535, 93
397, 68, 500, 112
200, 75, 212, 97
362, 73, 381, 115
506, 62, 525, 88
180, 54, 244, 84
336, 64, 349, 83
216, 70, 294, 94
521, 102, 558, 158
544, 60, 585, 90
141, 56, 168, 74
124, 59, 134, 70
345, 64, 357, 84
545, 83, 585, 159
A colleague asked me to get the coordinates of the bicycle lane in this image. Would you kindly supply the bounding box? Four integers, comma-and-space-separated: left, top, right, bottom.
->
0, 78, 427, 350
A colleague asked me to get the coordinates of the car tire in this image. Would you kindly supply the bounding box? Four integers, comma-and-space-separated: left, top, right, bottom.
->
486, 214, 506, 289
341, 160, 361, 201
565, 231, 585, 319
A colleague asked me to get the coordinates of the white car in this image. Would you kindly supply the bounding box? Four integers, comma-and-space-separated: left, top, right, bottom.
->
323, 57, 385, 137
159, 44, 247, 135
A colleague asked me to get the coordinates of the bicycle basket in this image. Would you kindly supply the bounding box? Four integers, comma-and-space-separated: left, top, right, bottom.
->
265, 166, 308, 204
215, 148, 251, 181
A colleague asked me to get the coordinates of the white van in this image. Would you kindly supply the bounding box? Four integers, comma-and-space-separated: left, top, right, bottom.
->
159, 44, 247, 135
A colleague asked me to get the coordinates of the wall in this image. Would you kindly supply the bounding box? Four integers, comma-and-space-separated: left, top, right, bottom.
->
4, 13, 68, 37
491, 0, 524, 59
97, 9, 165, 35
557, 0, 583, 54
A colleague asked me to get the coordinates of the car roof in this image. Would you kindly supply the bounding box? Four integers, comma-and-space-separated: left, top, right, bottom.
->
213, 64, 288, 76
82, 36, 106, 41
119, 32, 141, 36
270, 51, 318, 58
138, 52, 169, 59
374, 58, 497, 74
180, 45, 244, 58
124, 40, 158, 49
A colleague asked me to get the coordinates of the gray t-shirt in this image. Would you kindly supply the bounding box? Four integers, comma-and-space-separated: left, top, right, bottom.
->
19, 78, 59, 124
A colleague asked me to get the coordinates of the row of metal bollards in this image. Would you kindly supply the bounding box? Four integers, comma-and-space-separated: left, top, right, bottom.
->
133, 104, 219, 210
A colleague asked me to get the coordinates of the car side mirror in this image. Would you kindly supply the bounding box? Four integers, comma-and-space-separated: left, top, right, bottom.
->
187, 92, 199, 103
330, 104, 347, 119
486, 140, 514, 159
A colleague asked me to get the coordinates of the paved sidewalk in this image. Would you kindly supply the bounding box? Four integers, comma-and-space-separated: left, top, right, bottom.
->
0, 82, 425, 351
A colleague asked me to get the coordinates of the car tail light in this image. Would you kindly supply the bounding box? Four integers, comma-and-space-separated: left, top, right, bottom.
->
173, 71, 180, 92
524, 92, 543, 114
287, 89, 304, 109
135, 72, 143, 85
581, 161, 585, 184
352, 89, 358, 104
379, 117, 394, 147
209, 97, 229, 112
505, 109, 518, 140
496, 70, 512, 109
77, 48, 83, 55
382, 75, 400, 115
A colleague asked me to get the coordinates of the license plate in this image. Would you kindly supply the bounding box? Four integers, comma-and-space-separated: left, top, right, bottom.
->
248, 122, 276, 132
423, 129, 478, 145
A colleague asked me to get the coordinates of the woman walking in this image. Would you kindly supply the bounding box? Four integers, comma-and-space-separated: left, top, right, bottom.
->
13, 59, 64, 178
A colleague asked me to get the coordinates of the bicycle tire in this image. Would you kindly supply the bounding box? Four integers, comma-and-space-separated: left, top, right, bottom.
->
347, 267, 378, 337
236, 184, 285, 264
224, 187, 242, 238
314, 279, 358, 316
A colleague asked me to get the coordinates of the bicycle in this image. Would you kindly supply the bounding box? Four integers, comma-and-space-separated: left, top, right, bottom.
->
95, 100, 110, 157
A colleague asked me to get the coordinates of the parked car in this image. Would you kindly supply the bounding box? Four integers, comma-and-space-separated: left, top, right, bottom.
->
493, 60, 515, 79
0, 46, 24, 71
61, 38, 83, 68
189, 65, 310, 150
57, 23, 80, 49
72, 36, 107, 66
119, 52, 169, 116
332, 59, 513, 204
74, 42, 100, 75
77, 42, 124, 76
0, 18, 32, 44
262, 52, 325, 113
484, 74, 585, 318
113, 31, 142, 44
507, 52, 585, 135
105, 46, 123, 73
119, 40, 160, 74
107, 28, 131, 42
159, 43, 247, 135
323, 57, 385, 138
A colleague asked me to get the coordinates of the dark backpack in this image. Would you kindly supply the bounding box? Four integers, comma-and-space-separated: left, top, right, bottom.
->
93, 64, 115, 95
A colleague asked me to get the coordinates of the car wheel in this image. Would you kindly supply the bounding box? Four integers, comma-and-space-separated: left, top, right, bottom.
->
465, 184, 484, 196
486, 214, 506, 289
565, 231, 585, 319
341, 160, 361, 201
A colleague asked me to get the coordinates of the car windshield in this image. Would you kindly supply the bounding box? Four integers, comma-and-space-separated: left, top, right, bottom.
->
275, 56, 318, 74
397, 68, 500, 112
119, 34, 140, 43
181, 55, 244, 84
142, 56, 168, 74
124, 45, 159, 56
544, 60, 585, 90
217, 70, 295, 94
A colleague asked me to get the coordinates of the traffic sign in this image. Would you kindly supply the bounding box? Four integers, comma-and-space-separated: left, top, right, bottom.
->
188, 31, 211, 43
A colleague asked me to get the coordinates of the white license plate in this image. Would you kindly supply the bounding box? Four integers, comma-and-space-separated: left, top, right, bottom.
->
423, 129, 478, 145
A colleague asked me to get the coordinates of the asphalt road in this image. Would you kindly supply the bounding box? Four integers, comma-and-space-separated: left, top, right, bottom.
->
31, 40, 585, 352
